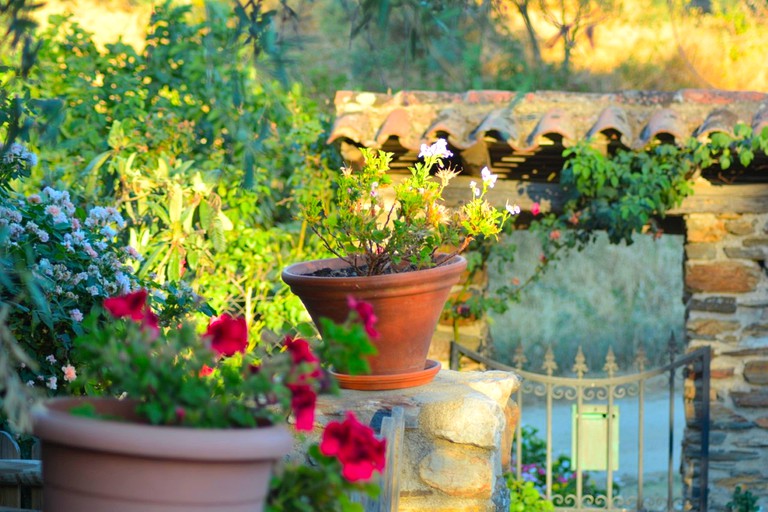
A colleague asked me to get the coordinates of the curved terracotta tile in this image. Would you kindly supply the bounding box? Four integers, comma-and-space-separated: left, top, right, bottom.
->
524, 108, 576, 150
424, 107, 479, 150
470, 108, 520, 147
327, 112, 378, 146
586, 106, 634, 147
374, 108, 425, 151
693, 108, 739, 139
638, 108, 688, 147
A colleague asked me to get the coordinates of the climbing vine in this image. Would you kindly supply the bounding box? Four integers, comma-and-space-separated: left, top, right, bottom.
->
445, 125, 768, 334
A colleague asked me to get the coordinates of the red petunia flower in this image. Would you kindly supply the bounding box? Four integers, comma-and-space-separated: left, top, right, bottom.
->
104, 289, 149, 321
287, 383, 316, 432
347, 296, 379, 340
204, 314, 248, 356
284, 335, 319, 365
320, 411, 386, 482
104, 290, 159, 338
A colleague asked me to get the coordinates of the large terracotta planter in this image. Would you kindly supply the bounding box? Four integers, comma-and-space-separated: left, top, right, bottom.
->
32, 397, 292, 512
281, 255, 467, 386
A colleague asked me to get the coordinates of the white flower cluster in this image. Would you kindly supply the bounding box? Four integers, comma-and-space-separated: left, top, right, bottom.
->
1, 187, 143, 391
2, 142, 38, 168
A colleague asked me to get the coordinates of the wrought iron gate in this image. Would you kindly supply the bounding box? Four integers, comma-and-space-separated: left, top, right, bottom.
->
450, 338, 711, 512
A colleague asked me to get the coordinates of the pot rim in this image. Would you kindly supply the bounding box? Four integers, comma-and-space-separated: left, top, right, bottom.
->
32, 397, 293, 461
282, 254, 467, 285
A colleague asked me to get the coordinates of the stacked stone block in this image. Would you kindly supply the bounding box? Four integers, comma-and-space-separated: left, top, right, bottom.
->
288, 370, 521, 511
683, 212, 768, 509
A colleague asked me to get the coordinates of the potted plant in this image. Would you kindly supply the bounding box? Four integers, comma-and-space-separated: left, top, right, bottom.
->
282, 139, 518, 388
31, 289, 385, 512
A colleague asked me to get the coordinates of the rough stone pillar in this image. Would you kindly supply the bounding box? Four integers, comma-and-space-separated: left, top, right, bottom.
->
289, 369, 521, 512
683, 213, 768, 509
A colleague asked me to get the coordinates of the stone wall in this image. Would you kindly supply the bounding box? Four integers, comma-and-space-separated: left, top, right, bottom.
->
288, 370, 521, 511
683, 212, 768, 508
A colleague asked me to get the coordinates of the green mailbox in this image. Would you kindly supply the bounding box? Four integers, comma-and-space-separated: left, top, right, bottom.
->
571, 404, 620, 471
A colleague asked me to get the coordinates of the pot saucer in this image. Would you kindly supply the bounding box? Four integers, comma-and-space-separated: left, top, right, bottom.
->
330, 360, 441, 391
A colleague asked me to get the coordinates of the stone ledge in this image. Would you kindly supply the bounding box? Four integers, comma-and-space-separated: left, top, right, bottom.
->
288, 369, 521, 512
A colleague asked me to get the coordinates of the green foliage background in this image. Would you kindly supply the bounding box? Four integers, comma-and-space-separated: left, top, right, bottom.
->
3, 0, 766, 375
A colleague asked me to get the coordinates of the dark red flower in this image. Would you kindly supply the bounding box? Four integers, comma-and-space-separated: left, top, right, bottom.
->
204, 314, 248, 357
320, 411, 386, 482
284, 336, 319, 365
347, 296, 379, 340
287, 383, 316, 432
104, 289, 149, 321
104, 290, 159, 338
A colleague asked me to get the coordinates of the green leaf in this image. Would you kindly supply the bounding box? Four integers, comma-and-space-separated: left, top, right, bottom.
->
84, 150, 112, 196
168, 183, 183, 224
168, 246, 183, 282
107, 120, 124, 149
218, 210, 234, 231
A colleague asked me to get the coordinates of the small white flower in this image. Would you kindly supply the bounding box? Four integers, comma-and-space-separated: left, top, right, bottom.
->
37, 231, 49, 243
26, 380, 35, 387
114, 272, 131, 294
46, 376, 58, 390
481, 167, 498, 188
45, 354, 57, 364
70, 309, 83, 322
27, 194, 41, 204
45, 205, 62, 217
26, 152, 38, 167
124, 246, 143, 261
505, 202, 521, 215
418, 138, 453, 159
101, 226, 117, 238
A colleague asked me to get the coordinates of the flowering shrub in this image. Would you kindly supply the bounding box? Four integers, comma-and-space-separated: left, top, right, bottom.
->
0, 143, 37, 191
75, 288, 381, 430
0, 174, 210, 402
1, 184, 136, 396
76, 289, 386, 509
303, 138, 519, 276
77, 289, 315, 428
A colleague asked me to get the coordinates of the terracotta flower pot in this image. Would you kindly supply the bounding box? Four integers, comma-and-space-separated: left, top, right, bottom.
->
281, 255, 467, 386
32, 397, 292, 512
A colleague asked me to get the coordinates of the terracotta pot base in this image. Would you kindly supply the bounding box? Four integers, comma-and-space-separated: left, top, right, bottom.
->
32, 397, 292, 512
330, 360, 441, 391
